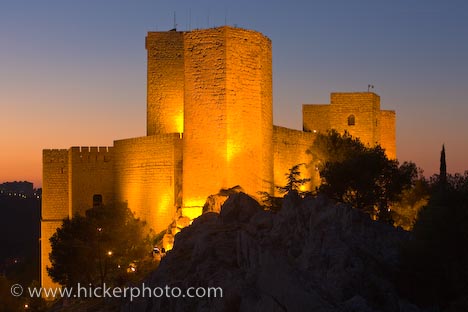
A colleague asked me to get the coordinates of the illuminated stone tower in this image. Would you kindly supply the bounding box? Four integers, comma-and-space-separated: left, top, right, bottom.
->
303, 92, 396, 159
146, 31, 185, 135
146, 26, 274, 212
182, 27, 273, 210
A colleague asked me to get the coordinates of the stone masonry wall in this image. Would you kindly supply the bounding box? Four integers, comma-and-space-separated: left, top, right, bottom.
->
225, 27, 274, 197
69, 147, 114, 216
182, 28, 228, 208
380, 110, 396, 159
114, 134, 183, 233
329, 92, 381, 147
303, 92, 395, 159
40, 220, 63, 290
302, 104, 330, 133
273, 126, 318, 196
41, 149, 69, 290
42, 150, 70, 220
146, 31, 185, 135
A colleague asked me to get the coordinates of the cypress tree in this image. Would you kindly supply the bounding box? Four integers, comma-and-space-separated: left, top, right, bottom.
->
440, 144, 447, 185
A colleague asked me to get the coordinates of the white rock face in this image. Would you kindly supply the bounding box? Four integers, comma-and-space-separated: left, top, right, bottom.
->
122, 193, 422, 312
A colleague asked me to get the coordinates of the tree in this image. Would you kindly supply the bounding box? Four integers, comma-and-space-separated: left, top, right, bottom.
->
440, 144, 447, 185
308, 130, 366, 165
390, 176, 430, 230
311, 130, 417, 221
47, 202, 155, 288
399, 172, 468, 309
258, 164, 311, 211
276, 163, 311, 197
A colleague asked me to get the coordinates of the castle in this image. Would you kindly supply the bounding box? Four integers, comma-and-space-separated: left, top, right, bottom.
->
41, 26, 395, 289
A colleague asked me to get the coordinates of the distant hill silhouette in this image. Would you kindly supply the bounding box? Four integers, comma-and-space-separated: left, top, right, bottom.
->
0, 193, 40, 284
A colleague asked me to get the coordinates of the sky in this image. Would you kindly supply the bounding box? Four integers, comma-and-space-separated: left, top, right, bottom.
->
0, 0, 467, 187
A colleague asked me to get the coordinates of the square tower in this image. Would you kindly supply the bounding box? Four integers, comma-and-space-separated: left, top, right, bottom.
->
302, 92, 396, 158
146, 31, 185, 135
329, 92, 381, 146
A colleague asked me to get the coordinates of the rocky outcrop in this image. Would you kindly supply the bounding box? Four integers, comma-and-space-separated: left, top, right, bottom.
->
202, 185, 244, 214
122, 193, 421, 312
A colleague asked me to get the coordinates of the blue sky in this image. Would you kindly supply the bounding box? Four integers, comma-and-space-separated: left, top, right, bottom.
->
1, 0, 467, 185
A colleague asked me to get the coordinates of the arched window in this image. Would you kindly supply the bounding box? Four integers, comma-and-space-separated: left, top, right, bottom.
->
348, 115, 355, 126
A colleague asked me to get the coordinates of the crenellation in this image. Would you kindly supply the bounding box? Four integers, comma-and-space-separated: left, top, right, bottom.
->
69, 146, 114, 216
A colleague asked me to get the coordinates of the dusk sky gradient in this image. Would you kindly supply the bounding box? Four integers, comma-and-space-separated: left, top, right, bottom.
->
1, 0, 467, 187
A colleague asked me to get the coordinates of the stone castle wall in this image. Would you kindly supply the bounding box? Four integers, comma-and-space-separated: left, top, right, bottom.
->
273, 126, 318, 196
42, 147, 114, 290
114, 134, 183, 233
302, 104, 330, 133
380, 110, 396, 159
42, 149, 69, 289
40, 220, 63, 289
42, 150, 69, 220
69, 147, 114, 216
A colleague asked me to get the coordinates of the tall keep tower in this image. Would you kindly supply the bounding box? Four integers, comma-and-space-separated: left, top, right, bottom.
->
182, 27, 273, 209
145, 26, 274, 214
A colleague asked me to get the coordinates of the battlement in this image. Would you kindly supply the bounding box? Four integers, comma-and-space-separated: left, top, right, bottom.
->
185, 25, 271, 42
69, 146, 113, 162
43, 149, 68, 162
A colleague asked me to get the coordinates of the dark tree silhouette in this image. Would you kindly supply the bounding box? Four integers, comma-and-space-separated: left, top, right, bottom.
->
276, 163, 311, 197
47, 202, 155, 288
399, 171, 468, 310
311, 130, 417, 221
440, 144, 447, 185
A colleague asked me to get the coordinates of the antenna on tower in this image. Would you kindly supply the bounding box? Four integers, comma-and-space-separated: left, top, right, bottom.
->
367, 84, 374, 92
173, 11, 177, 30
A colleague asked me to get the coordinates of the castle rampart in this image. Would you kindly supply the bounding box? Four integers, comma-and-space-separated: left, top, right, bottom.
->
69, 146, 114, 216
41, 147, 113, 290
114, 134, 183, 232
273, 126, 317, 195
